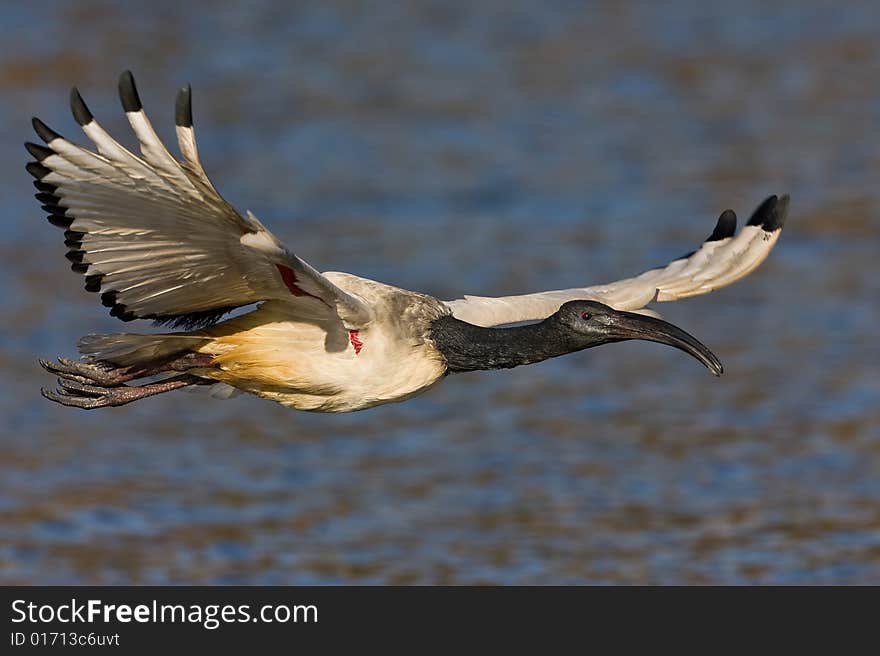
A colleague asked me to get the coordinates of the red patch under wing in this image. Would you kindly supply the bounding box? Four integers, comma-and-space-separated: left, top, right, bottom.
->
349, 330, 363, 355
275, 264, 330, 307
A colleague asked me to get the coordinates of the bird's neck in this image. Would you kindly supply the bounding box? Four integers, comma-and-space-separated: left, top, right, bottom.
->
429, 315, 585, 373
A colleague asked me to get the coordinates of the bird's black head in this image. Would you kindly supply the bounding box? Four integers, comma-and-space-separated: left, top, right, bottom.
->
550, 299, 723, 375
431, 299, 723, 375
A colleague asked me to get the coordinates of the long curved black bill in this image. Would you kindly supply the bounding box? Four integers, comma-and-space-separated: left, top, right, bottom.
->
608, 311, 724, 376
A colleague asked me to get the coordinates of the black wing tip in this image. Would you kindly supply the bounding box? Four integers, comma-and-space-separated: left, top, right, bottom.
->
747, 194, 790, 232
64, 230, 85, 249
108, 303, 137, 322
102, 287, 234, 327
151, 307, 237, 330
100, 288, 233, 327
101, 291, 137, 321
48, 214, 73, 228
84, 273, 103, 292
101, 289, 136, 321
100, 290, 118, 308
707, 209, 738, 242
38, 185, 71, 227
175, 84, 193, 127
25, 141, 54, 162
35, 191, 58, 205
26, 161, 51, 180
32, 117, 62, 143
769, 194, 791, 231
118, 70, 142, 112
65, 250, 85, 264
747, 195, 777, 226
33, 180, 57, 193
70, 87, 93, 126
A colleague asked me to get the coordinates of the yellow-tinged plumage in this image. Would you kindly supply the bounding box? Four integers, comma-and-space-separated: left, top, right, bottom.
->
187, 298, 448, 412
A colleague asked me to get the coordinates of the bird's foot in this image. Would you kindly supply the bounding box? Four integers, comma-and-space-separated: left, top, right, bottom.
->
41, 375, 202, 409
39, 357, 128, 386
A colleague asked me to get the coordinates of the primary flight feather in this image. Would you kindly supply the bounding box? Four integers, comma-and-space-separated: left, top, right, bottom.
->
27, 72, 788, 412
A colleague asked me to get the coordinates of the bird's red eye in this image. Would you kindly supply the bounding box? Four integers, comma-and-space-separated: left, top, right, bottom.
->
581, 311, 591, 320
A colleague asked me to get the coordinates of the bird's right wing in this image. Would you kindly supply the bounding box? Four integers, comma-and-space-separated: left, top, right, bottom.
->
445, 195, 789, 327
26, 71, 374, 330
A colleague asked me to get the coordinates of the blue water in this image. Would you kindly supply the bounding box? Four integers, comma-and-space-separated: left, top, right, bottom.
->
1, 0, 878, 584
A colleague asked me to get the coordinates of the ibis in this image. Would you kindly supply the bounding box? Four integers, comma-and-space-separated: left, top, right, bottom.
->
27, 72, 788, 412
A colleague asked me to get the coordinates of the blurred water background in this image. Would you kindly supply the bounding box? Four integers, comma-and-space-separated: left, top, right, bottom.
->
1, 0, 879, 584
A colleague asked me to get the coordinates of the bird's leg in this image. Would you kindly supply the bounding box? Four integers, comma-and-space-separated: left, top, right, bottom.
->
39, 353, 214, 386
41, 374, 210, 410
39, 353, 217, 409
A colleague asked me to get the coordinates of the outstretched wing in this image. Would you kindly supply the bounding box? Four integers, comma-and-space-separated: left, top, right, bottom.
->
445, 195, 789, 327
26, 71, 373, 329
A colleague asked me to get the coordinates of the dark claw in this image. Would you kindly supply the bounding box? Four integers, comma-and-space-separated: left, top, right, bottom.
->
38, 358, 69, 377
41, 387, 64, 403
41, 387, 109, 409
39, 357, 70, 373
58, 356, 83, 368
39, 356, 122, 386
39, 359, 201, 409
55, 372, 95, 385
56, 377, 109, 397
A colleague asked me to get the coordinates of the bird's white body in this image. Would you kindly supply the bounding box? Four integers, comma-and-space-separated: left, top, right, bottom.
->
195, 274, 450, 412
28, 73, 789, 412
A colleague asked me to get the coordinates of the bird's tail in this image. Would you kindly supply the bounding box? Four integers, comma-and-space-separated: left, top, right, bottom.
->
77, 332, 209, 368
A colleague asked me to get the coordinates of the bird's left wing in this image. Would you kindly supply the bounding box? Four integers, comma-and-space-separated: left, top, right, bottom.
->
26, 71, 373, 330
445, 195, 788, 327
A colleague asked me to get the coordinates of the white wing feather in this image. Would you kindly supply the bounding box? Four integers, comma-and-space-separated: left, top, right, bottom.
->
26, 72, 373, 329
446, 197, 788, 327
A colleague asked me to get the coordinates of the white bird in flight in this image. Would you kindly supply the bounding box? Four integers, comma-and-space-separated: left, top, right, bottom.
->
27, 72, 788, 412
